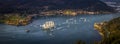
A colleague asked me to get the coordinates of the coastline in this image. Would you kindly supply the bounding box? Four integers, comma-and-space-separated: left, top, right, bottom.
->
94, 17, 120, 44
94, 22, 107, 37
0, 12, 116, 26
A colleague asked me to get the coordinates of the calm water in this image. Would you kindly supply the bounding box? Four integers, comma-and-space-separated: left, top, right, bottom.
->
0, 14, 120, 44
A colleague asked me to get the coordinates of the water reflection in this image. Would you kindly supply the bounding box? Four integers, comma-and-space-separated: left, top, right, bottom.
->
0, 14, 120, 44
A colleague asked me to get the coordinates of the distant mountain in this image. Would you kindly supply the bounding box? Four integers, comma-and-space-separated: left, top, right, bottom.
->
100, 0, 120, 2
0, 0, 115, 14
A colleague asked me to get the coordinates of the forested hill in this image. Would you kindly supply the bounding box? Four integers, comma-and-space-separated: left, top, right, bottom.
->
0, 0, 115, 14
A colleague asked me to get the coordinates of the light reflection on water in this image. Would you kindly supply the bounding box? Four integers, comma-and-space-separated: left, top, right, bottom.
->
0, 14, 120, 44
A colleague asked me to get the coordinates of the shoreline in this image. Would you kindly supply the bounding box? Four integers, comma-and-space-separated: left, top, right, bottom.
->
0, 13, 118, 26
94, 22, 107, 37
94, 17, 120, 44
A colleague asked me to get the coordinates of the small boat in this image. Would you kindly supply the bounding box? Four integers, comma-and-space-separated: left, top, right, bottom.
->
41, 21, 55, 29
80, 18, 87, 22
25, 30, 30, 33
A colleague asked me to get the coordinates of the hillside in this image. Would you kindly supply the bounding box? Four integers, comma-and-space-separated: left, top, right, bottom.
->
0, 0, 115, 14
100, 17, 120, 44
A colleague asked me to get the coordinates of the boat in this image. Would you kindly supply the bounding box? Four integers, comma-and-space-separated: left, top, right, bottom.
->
80, 18, 87, 22
41, 21, 55, 29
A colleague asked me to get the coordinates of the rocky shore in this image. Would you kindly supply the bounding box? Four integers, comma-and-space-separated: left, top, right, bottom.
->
94, 22, 108, 37
94, 17, 120, 44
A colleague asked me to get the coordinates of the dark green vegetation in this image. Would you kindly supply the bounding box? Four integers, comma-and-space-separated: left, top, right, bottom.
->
100, 17, 120, 44
76, 40, 86, 44
0, 16, 5, 23
0, 0, 115, 14
0, 14, 31, 26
